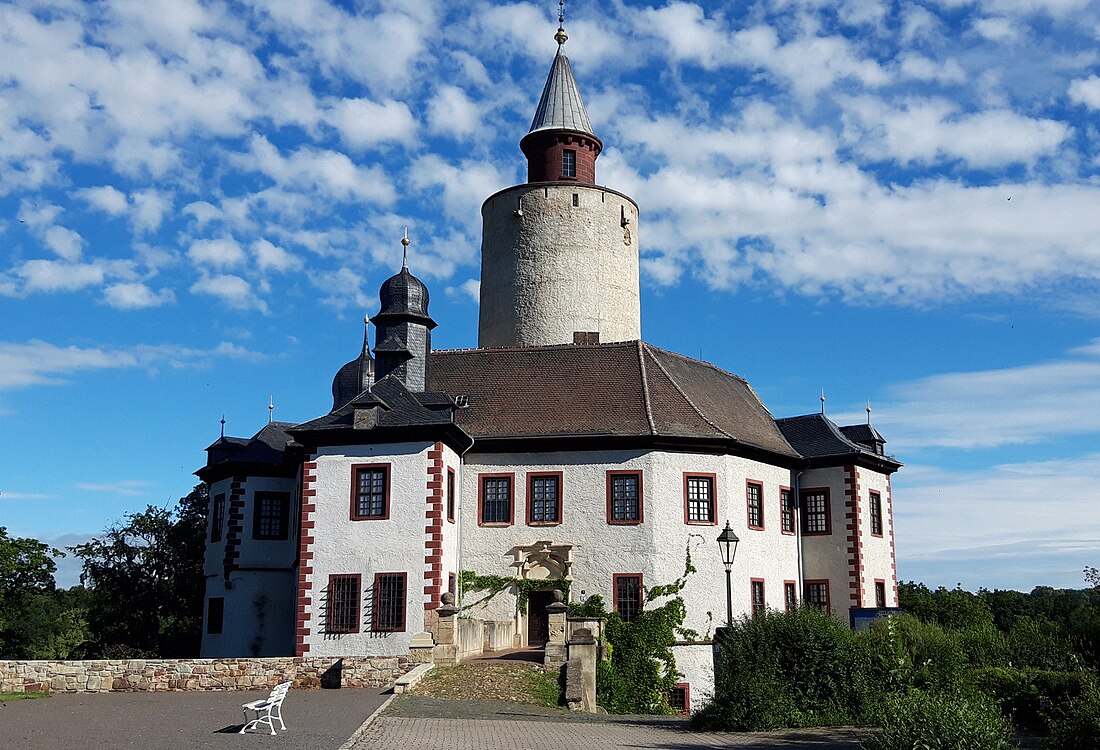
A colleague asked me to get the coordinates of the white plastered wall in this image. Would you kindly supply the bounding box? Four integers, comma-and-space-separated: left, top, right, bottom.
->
856, 468, 897, 608
798, 466, 851, 621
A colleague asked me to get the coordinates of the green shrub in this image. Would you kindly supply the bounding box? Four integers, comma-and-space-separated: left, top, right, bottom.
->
869, 689, 1016, 750
693, 606, 867, 731
1046, 680, 1100, 750
1005, 617, 1078, 671
860, 614, 971, 694
974, 667, 1090, 734
957, 624, 1012, 668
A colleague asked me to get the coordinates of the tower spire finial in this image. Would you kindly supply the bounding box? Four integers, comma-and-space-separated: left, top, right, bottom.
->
820, 388, 826, 415
220, 414, 226, 438
555, 0, 568, 46
268, 395, 274, 423
866, 399, 872, 425
401, 226, 410, 269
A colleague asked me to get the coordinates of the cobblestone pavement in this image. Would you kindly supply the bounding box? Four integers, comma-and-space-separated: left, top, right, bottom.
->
352, 696, 871, 749
0, 687, 389, 750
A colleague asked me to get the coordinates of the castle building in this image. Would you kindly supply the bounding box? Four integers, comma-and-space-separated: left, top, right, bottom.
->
196, 24, 901, 710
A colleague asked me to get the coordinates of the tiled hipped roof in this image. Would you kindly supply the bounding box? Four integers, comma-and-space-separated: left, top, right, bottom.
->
428, 341, 799, 459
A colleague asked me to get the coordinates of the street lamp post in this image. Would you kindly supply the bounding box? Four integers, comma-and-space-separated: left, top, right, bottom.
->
716, 521, 740, 626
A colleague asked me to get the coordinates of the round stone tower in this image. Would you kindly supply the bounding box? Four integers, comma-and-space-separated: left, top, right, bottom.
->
478, 23, 641, 348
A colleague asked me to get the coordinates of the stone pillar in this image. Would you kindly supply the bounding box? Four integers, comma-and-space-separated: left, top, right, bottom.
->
433, 593, 460, 667
565, 627, 598, 713
544, 589, 568, 669
409, 631, 435, 665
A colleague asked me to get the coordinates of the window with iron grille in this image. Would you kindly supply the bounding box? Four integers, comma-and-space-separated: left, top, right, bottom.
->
562, 149, 576, 177
784, 581, 797, 612
805, 580, 829, 611
668, 683, 690, 714
746, 481, 764, 529
326, 574, 361, 633
253, 492, 289, 540
875, 581, 887, 609
480, 475, 512, 525
207, 597, 224, 634
801, 489, 830, 534
210, 493, 225, 542
684, 475, 715, 524
528, 474, 561, 524
446, 468, 456, 523
869, 491, 883, 536
751, 579, 765, 615
780, 488, 794, 534
608, 472, 641, 523
372, 573, 407, 632
614, 574, 643, 622
352, 465, 389, 520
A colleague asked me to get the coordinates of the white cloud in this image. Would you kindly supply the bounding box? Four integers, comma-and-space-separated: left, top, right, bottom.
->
130, 189, 171, 233
188, 237, 247, 269
43, 225, 85, 261
11, 259, 106, 293
408, 154, 512, 233
252, 239, 302, 273
326, 97, 417, 149
427, 85, 482, 138
17, 200, 62, 229
972, 16, 1019, 42
72, 480, 153, 496
74, 185, 129, 215
103, 282, 175, 309
1069, 75, 1100, 109
190, 273, 268, 312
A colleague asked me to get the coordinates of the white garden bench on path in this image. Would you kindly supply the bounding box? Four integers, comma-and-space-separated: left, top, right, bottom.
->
239, 680, 293, 735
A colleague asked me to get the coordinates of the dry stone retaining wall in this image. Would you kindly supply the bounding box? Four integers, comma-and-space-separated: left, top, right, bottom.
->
0, 656, 413, 694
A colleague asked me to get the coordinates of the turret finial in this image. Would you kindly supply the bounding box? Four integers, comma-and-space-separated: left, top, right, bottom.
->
220, 414, 226, 438
866, 400, 872, 425
820, 388, 826, 415
555, 0, 568, 46
401, 226, 410, 269
268, 395, 274, 423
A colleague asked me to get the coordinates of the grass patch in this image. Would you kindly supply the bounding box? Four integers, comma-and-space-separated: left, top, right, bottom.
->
524, 668, 563, 708
0, 691, 51, 701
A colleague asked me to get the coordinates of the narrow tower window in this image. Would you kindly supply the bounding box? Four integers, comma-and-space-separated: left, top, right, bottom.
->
562, 149, 576, 178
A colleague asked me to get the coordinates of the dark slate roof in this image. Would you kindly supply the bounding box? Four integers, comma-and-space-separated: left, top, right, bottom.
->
198, 422, 301, 481
427, 341, 798, 459
839, 423, 886, 448
331, 348, 373, 412
776, 414, 900, 471
376, 266, 434, 325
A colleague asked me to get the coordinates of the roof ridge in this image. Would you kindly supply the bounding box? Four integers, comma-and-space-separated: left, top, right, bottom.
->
432, 340, 640, 355
642, 346, 733, 440
641, 342, 750, 386
635, 340, 657, 435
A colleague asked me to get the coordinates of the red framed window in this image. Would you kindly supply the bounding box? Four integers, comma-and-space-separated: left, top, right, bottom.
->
562, 149, 577, 178
869, 491, 883, 536
668, 683, 691, 715
210, 492, 225, 542
253, 491, 290, 540
746, 480, 764, 530
372, 572, 407, 633
326, 574, 361, 634
527, 472, 563, 525
784, 580, 797, 612
351, 464, 390, 520
801, 488, 831, 535
607, 470, 643, 524
875, 580, 887, 609
478, 473, 514, 526
613, 574, 644, 622
804, 580, 830, 613
206, 597, 224, 634
751, 579, 765, 616
779, 487, 794, 535
683, 473, 716, 525
446, 468, 456, 523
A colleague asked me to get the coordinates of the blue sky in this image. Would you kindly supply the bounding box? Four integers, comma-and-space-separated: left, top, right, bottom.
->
2, 0, 1098, 592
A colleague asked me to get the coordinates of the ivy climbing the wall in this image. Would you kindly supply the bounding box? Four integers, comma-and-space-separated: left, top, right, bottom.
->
458, 571, 571, 614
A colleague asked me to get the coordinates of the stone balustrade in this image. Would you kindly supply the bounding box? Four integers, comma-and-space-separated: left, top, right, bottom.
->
0, 656, 413, 694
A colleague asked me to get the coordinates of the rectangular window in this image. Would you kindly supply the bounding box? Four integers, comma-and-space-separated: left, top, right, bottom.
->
607, 471, 643, 524
746, 481, 764, 530
210, 493, 225, 542
784, 581, 797, 612
372, 572, 407, 633
446, 468, 456, 523
669, 683, 690, 715
875, 580, 887, 609
805, 580, 830, 612
562, 149, 576, 177
326, 574, 361, 634
801, 488, 831, 535
684, 474, 716, 525
351, 464, 390, 520
869, 491, 883, 536
253, 491, 290, 540
780, 487, 794, 535
614, 574, 643, 622
479, 474, 514, 525
527, 472, 562, 525
751, 579, 765, 616
207, 597, 224, 634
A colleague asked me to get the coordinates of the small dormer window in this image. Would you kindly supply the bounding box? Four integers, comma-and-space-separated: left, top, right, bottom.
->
562, 149, 576, 178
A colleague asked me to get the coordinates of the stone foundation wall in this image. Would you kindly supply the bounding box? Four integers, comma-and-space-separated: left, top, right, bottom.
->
0, 656, 413, 694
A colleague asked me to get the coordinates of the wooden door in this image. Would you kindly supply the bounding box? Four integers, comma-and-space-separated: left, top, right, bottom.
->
526, 590, 554, 646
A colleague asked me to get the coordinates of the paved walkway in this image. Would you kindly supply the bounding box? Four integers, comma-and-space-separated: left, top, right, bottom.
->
0, 687, 389, 750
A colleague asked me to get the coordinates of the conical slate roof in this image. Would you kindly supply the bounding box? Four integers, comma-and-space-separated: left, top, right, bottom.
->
529, 46, 595, 137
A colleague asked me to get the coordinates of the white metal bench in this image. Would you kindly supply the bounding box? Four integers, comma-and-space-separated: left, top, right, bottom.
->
239, 680, 292, 735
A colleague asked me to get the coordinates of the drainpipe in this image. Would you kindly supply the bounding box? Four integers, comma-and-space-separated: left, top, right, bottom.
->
794, 470, 805, 598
